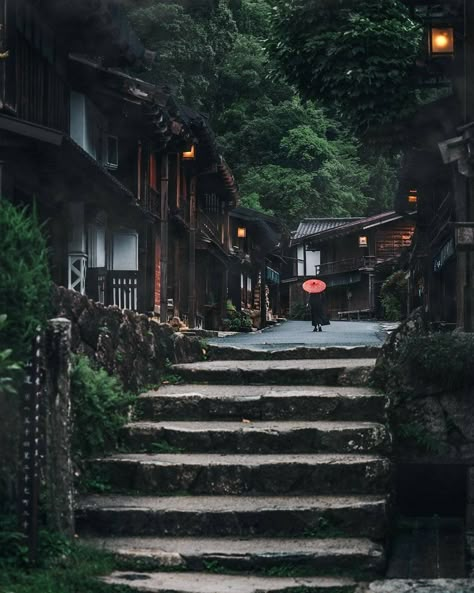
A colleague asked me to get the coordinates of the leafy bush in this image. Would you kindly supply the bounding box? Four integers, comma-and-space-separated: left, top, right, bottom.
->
399, 333, 474, 392
0, 315, 22, 398
380, 270, 408, 321
289, 303, 309, 321
0, 200, 51, 361
222, 301, 253, 331
71, 356, 136, 461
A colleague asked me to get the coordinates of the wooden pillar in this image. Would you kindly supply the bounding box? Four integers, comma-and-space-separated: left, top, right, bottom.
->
464, 0, 474, 331
260, 260, 267, 329
188, 176, 197, 328
160, 154, 169, 323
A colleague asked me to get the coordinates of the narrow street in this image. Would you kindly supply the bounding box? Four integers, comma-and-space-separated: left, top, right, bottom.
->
209, 320, 392, 349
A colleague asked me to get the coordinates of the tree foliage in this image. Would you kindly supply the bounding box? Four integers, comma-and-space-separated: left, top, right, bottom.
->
129, 0, 398, 223
0, 200, 51, 361
268, 0, 422, 133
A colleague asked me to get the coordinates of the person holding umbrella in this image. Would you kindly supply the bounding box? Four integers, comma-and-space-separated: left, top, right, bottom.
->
302, 279, 328, 332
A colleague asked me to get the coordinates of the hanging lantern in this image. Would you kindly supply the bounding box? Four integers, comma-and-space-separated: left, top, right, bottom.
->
182, 145, 196, 160
359, 235, 368, 248
408, 189, 418, 205
237, 226, 247, 239
429, 26, 454, 57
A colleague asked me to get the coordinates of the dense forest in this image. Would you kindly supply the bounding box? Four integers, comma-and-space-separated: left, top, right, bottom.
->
126, 0, 401, 226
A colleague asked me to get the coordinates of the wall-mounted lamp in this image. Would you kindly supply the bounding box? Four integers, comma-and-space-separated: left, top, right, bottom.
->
429, 26, 454, 57
408, 189, 418, 204
237, 226, 247, 239
358, 235, 368, 248
182, 145, 196, 160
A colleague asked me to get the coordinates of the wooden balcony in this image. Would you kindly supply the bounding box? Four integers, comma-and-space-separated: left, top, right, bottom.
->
198, 208, 222, 246
316, 256, 376, 276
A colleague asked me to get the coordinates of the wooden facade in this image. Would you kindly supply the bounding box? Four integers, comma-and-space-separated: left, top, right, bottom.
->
284, 212, 415, 319
0, 0, 239, 328
228, 207, 283, 326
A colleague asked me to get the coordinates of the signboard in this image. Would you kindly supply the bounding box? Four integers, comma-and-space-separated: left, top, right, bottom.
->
455, 224, 474, 250
433, 237, 455, 272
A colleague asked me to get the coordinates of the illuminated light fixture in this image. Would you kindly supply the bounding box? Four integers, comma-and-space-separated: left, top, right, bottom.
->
182, 145, 196, 160
402, 234, 412, 241
429, 26, 454, 57
237, 226, 247, 239
408, 189, 418, 204
359, 235, 368, 248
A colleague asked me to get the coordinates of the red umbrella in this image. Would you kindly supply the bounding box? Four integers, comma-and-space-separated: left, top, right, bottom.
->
302, 278, 327, 294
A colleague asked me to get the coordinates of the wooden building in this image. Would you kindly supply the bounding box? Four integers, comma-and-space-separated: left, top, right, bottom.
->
0, 0, 239, 328
395, 0, 474, 330
284, 212, 415, 319
228, 207, 283, 325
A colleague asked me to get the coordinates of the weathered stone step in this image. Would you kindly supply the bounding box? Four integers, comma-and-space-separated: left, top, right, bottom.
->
91, 453, 391, 495
77, 494, 388, 539
207, 345, 381, 361
135, 385, 386, 423
122, 421, 391, 455
102, 571, 357, 593
171, 359, 376, 386
85, 536, 384, 576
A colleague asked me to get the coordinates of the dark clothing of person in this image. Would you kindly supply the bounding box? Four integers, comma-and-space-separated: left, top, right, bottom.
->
309, 293, 326, 327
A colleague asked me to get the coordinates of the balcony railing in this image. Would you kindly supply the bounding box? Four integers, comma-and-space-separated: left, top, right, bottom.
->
198, 208, 222, 246
106, 271, 139, 310
316, 256, 376, 276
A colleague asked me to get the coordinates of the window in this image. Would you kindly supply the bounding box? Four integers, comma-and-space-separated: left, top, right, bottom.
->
104, 135, 119, 169
112, 230, 138, 271
70, 92, 103, 160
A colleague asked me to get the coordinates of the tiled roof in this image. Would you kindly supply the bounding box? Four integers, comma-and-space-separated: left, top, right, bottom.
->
291, 211, 410, 245
293, 218, 362, 240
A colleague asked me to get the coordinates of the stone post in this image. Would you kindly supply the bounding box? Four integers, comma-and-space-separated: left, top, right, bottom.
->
44, 318, 74, 536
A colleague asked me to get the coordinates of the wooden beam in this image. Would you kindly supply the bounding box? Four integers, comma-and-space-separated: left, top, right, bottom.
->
160, 154, 169, 323
188, 176, 197, 328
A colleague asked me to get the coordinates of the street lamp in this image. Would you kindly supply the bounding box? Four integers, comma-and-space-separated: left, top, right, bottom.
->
408, 189, 418, 205
429, 26, 454, 57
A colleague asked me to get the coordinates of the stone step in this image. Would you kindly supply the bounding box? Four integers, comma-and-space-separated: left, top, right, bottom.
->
102, 571, 357, 593
85, 536, 384, 577
170, 359, 376, 386
121, 421, 391, 455
207, 345, 381, 361
91, 453, 391, 496
77, 494, 388, 539
135, 385, 386, 423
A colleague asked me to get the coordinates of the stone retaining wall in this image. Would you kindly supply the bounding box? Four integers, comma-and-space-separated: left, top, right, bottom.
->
52, 287, 203, 392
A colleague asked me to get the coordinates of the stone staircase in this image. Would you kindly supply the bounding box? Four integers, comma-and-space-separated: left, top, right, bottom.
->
77, 348, 392, 593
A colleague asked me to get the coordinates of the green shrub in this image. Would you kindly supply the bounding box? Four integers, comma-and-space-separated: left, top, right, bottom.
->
380, 270, 408, 321
71, 355, 136, 461
0, 315, 22, 398
222, 301, 253, 331
289, 303, 309, 321
399, 333, 474, 392
0, 200, 51, 361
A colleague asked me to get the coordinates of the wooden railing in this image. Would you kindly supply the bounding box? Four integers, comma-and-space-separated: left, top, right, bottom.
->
142, 187, 160, 216
106, 271, 139, 311
198, 208, 222, 246
316, 256, 376, 276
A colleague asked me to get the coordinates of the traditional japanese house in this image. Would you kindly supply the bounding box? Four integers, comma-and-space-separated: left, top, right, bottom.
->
393, 0, 474, 330
0, 0, 159, 310
284, 212, 415, 319
228, 207, 283, 325
0, 0, 239, 327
